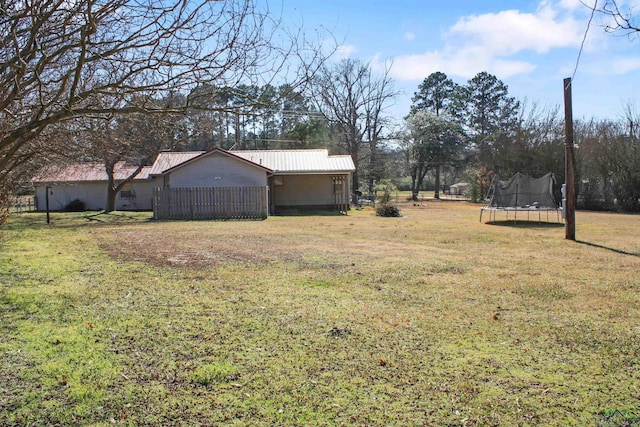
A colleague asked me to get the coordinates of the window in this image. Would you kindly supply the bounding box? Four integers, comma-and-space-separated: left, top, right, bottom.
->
120, 190, 135, 199
273, 176, 284, 187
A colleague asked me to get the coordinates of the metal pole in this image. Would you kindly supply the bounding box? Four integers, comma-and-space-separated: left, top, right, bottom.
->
45, 186, 51, 224
563, 78, 576, 241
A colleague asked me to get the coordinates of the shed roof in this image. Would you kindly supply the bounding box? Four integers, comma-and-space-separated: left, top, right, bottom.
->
32, 162, 152, 184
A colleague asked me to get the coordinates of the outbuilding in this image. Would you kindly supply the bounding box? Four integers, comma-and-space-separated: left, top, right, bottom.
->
32, 148, 355, 219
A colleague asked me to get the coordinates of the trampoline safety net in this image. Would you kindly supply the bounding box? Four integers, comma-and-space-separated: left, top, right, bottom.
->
488, 172, 557, 209
480, 172, 562, 223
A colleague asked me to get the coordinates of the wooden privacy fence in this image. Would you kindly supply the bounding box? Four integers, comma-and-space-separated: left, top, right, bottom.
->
153, 186, 268, 220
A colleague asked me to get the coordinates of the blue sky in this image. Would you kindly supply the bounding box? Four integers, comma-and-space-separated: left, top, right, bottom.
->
278, 0, 640, 124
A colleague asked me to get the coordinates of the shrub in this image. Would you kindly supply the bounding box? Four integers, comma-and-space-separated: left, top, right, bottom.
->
64, 199, 85, 212
376, 203, 401, 217
465, 181, 482, 203
374, 179, 398, 204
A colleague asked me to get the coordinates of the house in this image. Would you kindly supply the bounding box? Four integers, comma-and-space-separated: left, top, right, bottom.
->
32, 148, 355, 219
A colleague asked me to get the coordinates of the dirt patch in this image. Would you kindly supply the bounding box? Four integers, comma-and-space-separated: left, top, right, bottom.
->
98, 228, 305, 268
96, 217, 418, 269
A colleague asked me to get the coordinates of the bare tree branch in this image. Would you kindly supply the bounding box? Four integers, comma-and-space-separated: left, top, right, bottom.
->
586, 0, 640, 35
0, 0, 331, 182
311, 59, 398, 192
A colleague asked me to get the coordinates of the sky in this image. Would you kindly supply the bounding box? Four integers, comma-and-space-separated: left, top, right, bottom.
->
277, 0, 640, 125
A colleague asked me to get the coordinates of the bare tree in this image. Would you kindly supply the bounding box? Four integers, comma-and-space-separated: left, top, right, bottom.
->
65, 93, 189, 211
593, 0, 640, 35
576, 109, 640, 212
0, 0, 328, 192
311, 59, 397, 193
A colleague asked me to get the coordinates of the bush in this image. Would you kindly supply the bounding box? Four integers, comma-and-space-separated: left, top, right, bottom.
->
64, 199, 85, 212
465, 181, 482, 203
376, 203, 401, 217
374, 179, 398, 204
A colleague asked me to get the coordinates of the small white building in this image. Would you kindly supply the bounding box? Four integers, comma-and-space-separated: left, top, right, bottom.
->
449, 182, 470, 196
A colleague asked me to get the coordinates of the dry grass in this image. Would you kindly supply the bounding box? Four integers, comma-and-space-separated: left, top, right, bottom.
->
1, 202, 640, 426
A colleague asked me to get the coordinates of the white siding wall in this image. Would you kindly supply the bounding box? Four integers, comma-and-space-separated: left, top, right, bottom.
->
272, 175, 338, 207
35, 179, 159, 211
168, 153, 267, 188
116, 179, 158, 210
35, 182, 107, 211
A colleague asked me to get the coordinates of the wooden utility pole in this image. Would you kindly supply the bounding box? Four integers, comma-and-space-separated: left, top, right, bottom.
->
563, 78, 576, 241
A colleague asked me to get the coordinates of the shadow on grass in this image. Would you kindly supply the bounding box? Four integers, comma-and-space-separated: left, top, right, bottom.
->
2, 211, 153, 230
577, 240, 640, 258
83, 211, 153, 223
484, 220, 565, 229
77, 211, 154, 225
273, 210, 347, 217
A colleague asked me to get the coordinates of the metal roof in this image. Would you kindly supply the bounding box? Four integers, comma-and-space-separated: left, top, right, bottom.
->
32, 163, 152, 183
148, 151, 203, 175
160, 148, 273, 175
32, 149, 355, 183
232, 149, 355, 174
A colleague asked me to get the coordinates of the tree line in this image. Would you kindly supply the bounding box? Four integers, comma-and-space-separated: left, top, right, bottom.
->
403, 71, 640, 212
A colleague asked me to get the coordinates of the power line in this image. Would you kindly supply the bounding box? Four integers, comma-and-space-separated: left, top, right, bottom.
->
572, 0, 598, 82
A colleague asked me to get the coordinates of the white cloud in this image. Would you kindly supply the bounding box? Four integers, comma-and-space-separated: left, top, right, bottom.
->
383, 50, 535, 81
556, 0, 593, 11
336, 43, 357, 59
450, 8, 584, 53
404, 32, 416, 41
385, 1, 591, 82
602, 56, 640, 74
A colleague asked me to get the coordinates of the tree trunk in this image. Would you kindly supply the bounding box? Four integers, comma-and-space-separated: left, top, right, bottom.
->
105, 185, 117, 212
104, 163, 116, 213
410, 169, 418, 201
350, 142, 360, 194
434, 164, 441, 199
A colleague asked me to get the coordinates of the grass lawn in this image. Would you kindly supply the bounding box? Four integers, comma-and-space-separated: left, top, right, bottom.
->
1, 202, 639, 426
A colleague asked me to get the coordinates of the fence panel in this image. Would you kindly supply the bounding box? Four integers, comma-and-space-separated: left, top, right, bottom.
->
9, 196, 36, 213
153, 187, 268, 220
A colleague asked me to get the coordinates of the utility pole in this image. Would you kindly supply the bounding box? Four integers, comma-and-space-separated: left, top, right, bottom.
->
563, 78, 576, 241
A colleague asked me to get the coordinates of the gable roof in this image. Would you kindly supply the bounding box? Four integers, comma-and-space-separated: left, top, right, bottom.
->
32, 162, 152, 184
148, 151, 204, 176
159, 148, 273, 175
150, 148, 355, 175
